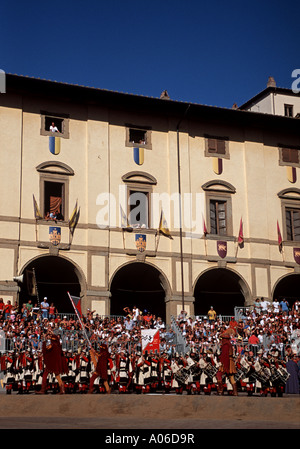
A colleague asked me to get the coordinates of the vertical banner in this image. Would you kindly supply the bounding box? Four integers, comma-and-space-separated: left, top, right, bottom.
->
141, 329, 160, 354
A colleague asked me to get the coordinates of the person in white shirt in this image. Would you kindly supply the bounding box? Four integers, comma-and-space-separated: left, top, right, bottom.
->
50, 122, 59, 132
272, 299, 280, 314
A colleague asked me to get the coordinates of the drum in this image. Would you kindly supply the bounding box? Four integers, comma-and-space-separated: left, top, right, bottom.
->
277, 367, 290, 383
203, 363, 218, 378
174, 367, 189, 384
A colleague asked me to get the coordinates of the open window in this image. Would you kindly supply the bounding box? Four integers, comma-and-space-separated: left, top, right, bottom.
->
125, 125, 152, 150
44, 181, 65, 220
40, 111, 70, 138
36, 161, 74, 221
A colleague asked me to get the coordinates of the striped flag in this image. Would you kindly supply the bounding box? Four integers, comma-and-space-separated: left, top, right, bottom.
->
69, 200, 80, 236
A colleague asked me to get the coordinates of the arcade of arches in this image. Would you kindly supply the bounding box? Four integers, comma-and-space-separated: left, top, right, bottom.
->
18, 256, 300, 319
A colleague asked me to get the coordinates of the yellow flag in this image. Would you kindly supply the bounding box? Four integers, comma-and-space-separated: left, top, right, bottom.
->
69, 200, 78, 228
158, 210, 173, 239
33, 194, 43, 219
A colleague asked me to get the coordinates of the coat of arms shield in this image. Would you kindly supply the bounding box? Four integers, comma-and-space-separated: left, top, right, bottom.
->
135, 234, 146, 252
217, 240, 227, 259
49, 226, 61, 246
293, 248, 300, 265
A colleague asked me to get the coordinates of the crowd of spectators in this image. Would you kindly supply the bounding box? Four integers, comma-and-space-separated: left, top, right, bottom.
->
0, 296, 299, 359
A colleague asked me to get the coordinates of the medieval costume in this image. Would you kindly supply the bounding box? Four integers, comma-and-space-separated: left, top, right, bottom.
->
88, 343, 111, 394
216, 328, 238, 395
36, 332, 67, 394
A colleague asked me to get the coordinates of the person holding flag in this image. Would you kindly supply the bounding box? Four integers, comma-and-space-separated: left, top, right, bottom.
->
88, 343, 111, 394
36, 329, 68, 394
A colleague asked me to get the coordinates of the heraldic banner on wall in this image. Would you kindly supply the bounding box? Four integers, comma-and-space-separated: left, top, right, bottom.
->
135, 234, 146, 252
217, 240, 227, 259
293, 248, 300, 265
49, 226, 61, 246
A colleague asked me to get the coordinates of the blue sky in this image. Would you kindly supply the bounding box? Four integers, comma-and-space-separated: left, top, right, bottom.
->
1, 0, 299, 108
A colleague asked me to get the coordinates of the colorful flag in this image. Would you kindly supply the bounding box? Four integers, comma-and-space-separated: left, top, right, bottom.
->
141, 329, 160, 354
49, 136, 61, 155
158, 210, 173, 239
70, 208, 80, 237
277, 220, 283, 252
68, 294, 82, 318
33, 194, 43, 219
133, 147, 144, 165
238, 218, 244, 246
69, 200, 80, 236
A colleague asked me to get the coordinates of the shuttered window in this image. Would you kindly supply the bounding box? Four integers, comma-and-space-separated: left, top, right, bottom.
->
281, 148, 299, 164
210, 200, 227, 235
207, 138, 226, 155
286, 208, 300, 241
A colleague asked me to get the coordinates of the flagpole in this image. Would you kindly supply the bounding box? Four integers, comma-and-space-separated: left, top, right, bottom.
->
67, 292, 92, 348
176, 105, 190, 311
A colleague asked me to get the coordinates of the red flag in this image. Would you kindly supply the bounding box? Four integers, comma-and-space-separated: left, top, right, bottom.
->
68, 294, 82, 317
203, 216, 208, 236
277, 221, 283, 252
238, 218, 244, 246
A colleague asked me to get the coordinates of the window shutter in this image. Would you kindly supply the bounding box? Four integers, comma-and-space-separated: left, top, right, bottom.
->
290, 149, 299, 164
217, 140, 226, 154
210, 201, 217, 234
282, 148, 290, 162
208, 139, 217, 153
294, 210, 300, 241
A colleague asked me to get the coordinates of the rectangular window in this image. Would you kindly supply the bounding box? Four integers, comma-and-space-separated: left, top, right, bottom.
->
286, 208, 300, 241
284, 104, 294, 117
125, 125, 152, 150
128, 190, 149, 227
40, 112, 69, 138
44, 181, 65, 220
129, 128, 147, 145
210, 200, 227, 235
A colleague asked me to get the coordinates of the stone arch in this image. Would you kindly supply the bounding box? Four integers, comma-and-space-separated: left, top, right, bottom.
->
193, 266, 251, 316
18, 254, 87, 314
109, 261, 171, 321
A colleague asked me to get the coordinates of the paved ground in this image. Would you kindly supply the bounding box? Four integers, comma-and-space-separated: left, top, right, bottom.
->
0, 392, 299, 431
